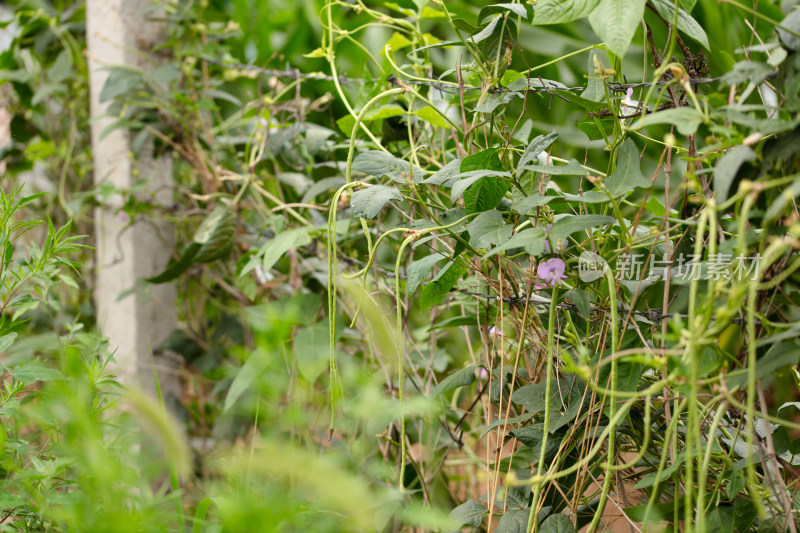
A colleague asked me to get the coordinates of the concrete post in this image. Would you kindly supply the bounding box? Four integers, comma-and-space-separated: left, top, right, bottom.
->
86, 0, 179, 399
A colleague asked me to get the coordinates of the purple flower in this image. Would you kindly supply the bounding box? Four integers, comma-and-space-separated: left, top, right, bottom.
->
538, 257, 567, 286
259, 117, 268, 127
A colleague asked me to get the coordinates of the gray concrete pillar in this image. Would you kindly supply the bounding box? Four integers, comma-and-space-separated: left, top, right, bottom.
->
86, 0, 179, 398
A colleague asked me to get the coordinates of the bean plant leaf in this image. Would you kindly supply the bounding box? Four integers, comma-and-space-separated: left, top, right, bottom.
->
466, 210, 513, 248
549, 214, 614, 243
540, 514, 576, 533
483, 228, 547, 259
518, 132, 559, 171
496, 509, 532, 533
650, 0, 710, 50
458, 149, 510, 214
260, 228, 312, 272
603, 138, 651, 196
350, 185, 403, 219
407, 254, 446, 295
423, 159, 462, 185
294, 321, 341, 383
521, 159, 587, 176
479, 3, 528, 23
580, 52, 611, 103
532, 0, 600, 24
713, 145, 757, 203
420, 260, 468, 309
588, 0, 648, 58
445, 500, 488, 532
513, 194, 559, 215
352, 151, 425, 183
434, 365, 477, 396
634, 107, 706, 136
193, 206, 237, 263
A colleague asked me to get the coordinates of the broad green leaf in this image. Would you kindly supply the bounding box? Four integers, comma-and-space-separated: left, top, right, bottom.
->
483, 228, 547, 259
224, 349, 269, 412
588, 0, 648, 58
0, 332, 18, 352
603, 138, 651, 196
458, 149, 510, 214
11, 360, 63, 384
475, 91, 517, 113
466, 210, 513, 248
578, 115, 615, 140
350, 185, 403, 219
413, 106, 449, 128
509, 426, 563, 459
549, 214, 614, 243
260, 228, 312, 272
511, 382, 564, 413
407, 254, 446, 295
451, 170, 512, 201
423, 159, 462, 185
713, 145, 756, 203
147, 242, 201, 283
563, 288, 591, 318
445, 500, 488, 532
533, 0, 600, 24
540, 514, 576, 533
513, 194, 559, 215
480, 412, 536, 439
352, 151, 425, 183
581, 52, 612, 103
650, 0, 710, 50
479, 3, 528, 23
765, 178, 800, 224
434, 365, 477, 395
420, 260, 467, 309
99, 67, 143, 102
470, 14, 502, 44
518, 132, 559, 171
521, 159, 588, 176
634, 107, 706, 136
193, 206, 237, 263
496, 509, 532, 533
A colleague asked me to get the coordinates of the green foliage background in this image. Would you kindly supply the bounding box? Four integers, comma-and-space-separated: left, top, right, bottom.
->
2, 0, 800, 532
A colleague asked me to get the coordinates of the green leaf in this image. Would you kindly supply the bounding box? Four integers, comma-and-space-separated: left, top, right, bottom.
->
423, 159, 462, 185
451, 170, 512, 201
479, 3, 528, 23
224, 349, 269, 412
466, 210, 513, 248
434, 365, 477, 396
533, 0, 599, 24
0, 332, 18, 352
634, 107, 706, 136
260, 228, 312, 272
464, 177, 510, 214
513, 194, 559, 215
650, 0, 710, 50
511, 382, 564, 413
11, 360, 63, 384
99, 67, 143, 102
352, 151, 425, 183
518, 132, 559, 171
603, 138, 651, 196
588, 0, 648, 58
413, 106, 449, 128
581, 52, 612, 103
420, 260, 467, 309
549, 214, 614, 243
192, 206, 237, 263
147, 242, 202, 283
713, 145, 757, 204
521, 159, 588, 176
563, 289, 590, 318
407, 254, 446, 295
578, 115, 615, 140
445, 500, 488, 532
483, 228, 547, 259
496, 509, 532, 533
350, 185, 403, 219
475, 91, 517, 113
540, 514, 576, 533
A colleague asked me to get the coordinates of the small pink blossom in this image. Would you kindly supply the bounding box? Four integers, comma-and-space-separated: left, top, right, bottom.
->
488, 326, 503, 338
537, 257, 567, 286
